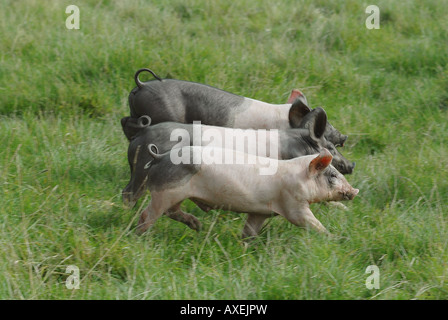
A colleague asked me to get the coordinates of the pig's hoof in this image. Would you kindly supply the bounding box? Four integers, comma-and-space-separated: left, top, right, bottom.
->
135, 222, 150, 236
135, 227, 145, 236
188, 218, 202, 232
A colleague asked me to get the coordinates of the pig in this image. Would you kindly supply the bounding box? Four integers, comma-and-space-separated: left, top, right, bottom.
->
122, 107, 355, 209
134, 145, 359, 237
285, 88, 346, 147
124, 68, 348, 146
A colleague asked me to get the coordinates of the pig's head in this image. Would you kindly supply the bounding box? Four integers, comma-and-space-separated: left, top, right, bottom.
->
297, 107, 355, 174
324, 122, 348, 147
322, 139, 356, 174
121, 115, 152, 141
122, 132, 159, 208
288, 99, 348, 147
306, 148, 359, 203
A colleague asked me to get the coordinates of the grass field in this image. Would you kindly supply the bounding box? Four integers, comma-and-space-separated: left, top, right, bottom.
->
1, 0, 447, 299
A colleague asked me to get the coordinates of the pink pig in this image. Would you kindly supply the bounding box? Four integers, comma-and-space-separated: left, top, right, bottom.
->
135, 145, 359, 238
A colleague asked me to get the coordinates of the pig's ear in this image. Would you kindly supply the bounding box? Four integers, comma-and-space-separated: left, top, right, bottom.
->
289, 99, 311, 128
287, 89, 309, 105
301, 107, 327, 140
309, 148, 333, 176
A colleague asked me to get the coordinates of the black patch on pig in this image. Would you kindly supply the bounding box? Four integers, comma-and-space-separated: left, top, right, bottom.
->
121, 116, 143, 141
129, 79, 246, 127
324, 122, 348, 147
147, 148, 200, 192
279, 129, 322, 159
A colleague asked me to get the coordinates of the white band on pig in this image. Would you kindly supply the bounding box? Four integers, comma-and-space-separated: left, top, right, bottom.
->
144, 160, 153, 169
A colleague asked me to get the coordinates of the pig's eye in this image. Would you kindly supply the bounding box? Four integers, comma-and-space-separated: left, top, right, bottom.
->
326, 171, 338, 186
328, 172, 339, 184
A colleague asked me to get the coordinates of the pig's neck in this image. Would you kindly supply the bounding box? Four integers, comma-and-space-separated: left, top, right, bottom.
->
233, 98, 291, 130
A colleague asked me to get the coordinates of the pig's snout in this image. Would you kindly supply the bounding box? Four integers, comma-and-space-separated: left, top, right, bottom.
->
346, 161, 356, 174
350, 188, 359, 200
338, 187, 359, 201
345, 188, 359, 200
335, 161, 356, 175
339, 135, 348, 147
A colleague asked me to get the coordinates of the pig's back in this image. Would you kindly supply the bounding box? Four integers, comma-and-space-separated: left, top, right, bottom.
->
186, 148, 288, 214
129, 79, 246, 126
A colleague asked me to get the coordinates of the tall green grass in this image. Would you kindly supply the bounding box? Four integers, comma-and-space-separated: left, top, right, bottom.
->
0, 0, 447, 299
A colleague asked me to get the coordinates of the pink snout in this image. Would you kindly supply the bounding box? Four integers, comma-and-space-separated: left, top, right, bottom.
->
339, 187, 359, 201
350, 188, 359, 200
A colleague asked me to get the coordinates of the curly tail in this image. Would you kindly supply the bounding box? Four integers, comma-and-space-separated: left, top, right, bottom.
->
135, 68, 162, 88
147, 144, 163, 161
137, 115, 152, 128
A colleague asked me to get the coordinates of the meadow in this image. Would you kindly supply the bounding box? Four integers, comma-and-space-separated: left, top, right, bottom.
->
0, 0, 447, 299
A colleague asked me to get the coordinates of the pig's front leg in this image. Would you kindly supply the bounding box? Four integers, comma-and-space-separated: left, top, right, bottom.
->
323, 201, 348, 211
164, 203, 202, 231
242, 213, 268, 239
136, 202, 165, 235
283, 205, 328, 234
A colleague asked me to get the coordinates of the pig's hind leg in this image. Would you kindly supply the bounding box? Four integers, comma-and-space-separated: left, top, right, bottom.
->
164, 203, 202, 231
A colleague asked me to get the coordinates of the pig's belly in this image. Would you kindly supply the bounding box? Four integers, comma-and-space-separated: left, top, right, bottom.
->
190, 196, 274, 214
187, 164, 281, 214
